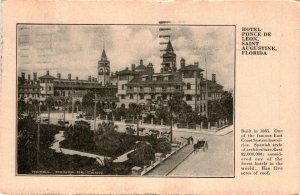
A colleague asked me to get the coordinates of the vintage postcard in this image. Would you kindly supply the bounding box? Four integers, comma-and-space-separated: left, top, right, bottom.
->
16, 24, 234, 177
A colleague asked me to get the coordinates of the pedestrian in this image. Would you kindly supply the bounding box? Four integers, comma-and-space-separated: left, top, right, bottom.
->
191, 136, 194, 144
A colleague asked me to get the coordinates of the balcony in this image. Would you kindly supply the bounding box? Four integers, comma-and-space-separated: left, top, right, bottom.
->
126, 88, 181, 94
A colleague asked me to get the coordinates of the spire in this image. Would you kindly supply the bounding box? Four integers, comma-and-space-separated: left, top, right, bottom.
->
101, 49, 107, 61
166, 40, 174, 52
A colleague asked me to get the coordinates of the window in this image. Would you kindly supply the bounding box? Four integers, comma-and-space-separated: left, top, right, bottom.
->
41, 86, 44, 90
130, 94, 133, 99
187, 83, 191, 90
121, 95, 125, 99
49, 86, 52, 90
162, 86, 166, 92
140, 86, 143, 91
121, 84, 125, 90
186, 95, 192, 101
183, 71, 194, 78
140, 94, 144, 99
100, 69, 103, 72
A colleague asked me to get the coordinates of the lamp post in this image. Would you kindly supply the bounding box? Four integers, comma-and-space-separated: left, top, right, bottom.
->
168, 96, 174, 143
93, 93, 98, 131
33, 99, 41, 170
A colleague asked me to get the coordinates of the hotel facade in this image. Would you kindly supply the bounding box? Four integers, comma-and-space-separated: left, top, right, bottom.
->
18, 40, 224, 116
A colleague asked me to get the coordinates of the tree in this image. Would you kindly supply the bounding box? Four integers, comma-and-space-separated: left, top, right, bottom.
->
155, 106, 170, 125
18, 96, 27, 118
153, 137, 171, 155
94, 121, 121, 156
82, 91, 95, 115
64, 121, 94, 149
208, 91, 233, 124
128, 103, 143, 136
60, 96, 71, 123
220, 91, 234, 123
128, 141, 154, 166
45, 96, 55, 125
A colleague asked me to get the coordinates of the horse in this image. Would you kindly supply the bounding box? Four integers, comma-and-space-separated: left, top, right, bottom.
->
193, 140, 208, 153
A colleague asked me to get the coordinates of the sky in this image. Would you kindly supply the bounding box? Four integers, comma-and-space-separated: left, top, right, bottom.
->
18, 25, 235, 90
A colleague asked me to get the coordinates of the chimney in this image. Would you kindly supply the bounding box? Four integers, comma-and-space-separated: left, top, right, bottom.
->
88, 76, 91, 82
21, 72, 25, 79
68, 74, 71, 81
140, 59, 143, 66
76, 76, 79, 81
194, 62, 199, 67
27, 74, 31, 81
131, 64, 135, 71
57, 73, 61, 80
180, 58, 186, 68
212, 73, 216, 82
33, 72, 37, 81
46, 70, 49, 75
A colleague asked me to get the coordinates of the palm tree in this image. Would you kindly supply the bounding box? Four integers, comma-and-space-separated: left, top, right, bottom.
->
60, 96, 71, 124
45, 96, 55, 125
129, 103, 143, 136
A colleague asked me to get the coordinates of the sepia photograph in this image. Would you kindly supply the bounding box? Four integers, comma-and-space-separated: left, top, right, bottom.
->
17, 24, 235, 177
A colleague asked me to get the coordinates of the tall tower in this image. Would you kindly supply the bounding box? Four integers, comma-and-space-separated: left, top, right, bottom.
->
161, 40, 177, 73
98, 49, 110, 85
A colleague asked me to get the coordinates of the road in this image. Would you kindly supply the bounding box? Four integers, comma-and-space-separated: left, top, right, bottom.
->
169, 131, 234, 177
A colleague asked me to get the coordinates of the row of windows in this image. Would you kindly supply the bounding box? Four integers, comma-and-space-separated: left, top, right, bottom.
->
120, 93, 221, 101
20, 88, 39, 92
125, 86, 181, 91
99, 69, 110, 73
121, 94, 170, 100
19, 94, 48, 98
41, 86, 52, 91
40, 80, 53, 84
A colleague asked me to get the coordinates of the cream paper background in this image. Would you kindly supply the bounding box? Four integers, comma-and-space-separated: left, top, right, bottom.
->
1, 0, 299, 194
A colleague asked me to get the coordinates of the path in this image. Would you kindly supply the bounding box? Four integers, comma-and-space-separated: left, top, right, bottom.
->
49, 131, 110, 161
145, 145, 194, 176
113, 150, 134, 163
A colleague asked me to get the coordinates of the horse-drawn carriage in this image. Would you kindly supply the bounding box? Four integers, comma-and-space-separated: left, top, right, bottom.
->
193, 140, 208, 153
